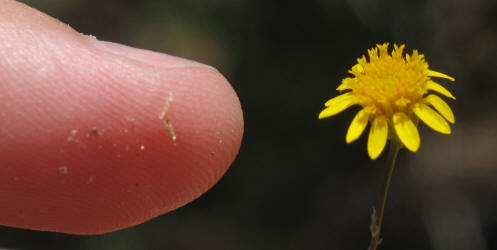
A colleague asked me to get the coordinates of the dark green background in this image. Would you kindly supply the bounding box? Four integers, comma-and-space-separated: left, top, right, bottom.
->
2, 0, 497, 249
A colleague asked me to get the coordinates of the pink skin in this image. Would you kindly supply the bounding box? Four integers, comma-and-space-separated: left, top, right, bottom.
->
0, 0, 243, 234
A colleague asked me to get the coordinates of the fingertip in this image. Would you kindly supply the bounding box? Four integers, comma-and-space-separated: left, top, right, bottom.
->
0, 2, 243, 233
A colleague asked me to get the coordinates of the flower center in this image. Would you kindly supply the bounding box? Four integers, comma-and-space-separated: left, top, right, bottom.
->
349, 45, 429, 116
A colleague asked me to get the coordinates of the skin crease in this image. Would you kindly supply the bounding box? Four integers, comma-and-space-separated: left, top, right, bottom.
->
0, 0, 243, 234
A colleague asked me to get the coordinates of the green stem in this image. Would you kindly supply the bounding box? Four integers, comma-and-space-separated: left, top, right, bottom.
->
369, 139, 402, 250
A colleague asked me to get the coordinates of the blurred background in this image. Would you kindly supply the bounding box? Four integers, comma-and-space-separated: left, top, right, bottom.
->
2, 0, 497, 249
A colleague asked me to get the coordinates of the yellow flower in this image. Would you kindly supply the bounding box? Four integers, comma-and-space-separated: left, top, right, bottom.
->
319, 43, 455, 159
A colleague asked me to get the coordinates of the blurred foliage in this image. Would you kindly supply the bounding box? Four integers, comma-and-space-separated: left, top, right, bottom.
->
2, 0, 497, 249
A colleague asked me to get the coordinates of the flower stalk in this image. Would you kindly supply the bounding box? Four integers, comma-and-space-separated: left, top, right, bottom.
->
369, 138, 402, 250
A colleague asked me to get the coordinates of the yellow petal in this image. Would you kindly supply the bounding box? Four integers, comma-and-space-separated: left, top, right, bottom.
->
319, 92, 355, 119
424, 94, 455, 123
367, 115, 388, 160
346, 109, 370, 143
427, 70, 455, 81
392, 44, 405, 59
336, 78, 354, 91
324, 92, 353, 107
352, 64, 364, 73
393, 112, 420, 152
426, 81, 456, 99
412, 103, 451, 134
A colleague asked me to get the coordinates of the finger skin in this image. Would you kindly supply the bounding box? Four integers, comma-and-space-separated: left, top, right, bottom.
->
0, 0, 243, 234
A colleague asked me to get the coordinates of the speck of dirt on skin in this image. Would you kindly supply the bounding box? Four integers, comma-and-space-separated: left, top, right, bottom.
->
209, 151, 215, 158
88, 127, 103, 137
67, 129, 79, 142
59, 166, 68, 175
159, 92, 177, 146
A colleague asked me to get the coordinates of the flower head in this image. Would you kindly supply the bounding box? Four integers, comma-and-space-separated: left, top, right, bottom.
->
319, 43, 455, 159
